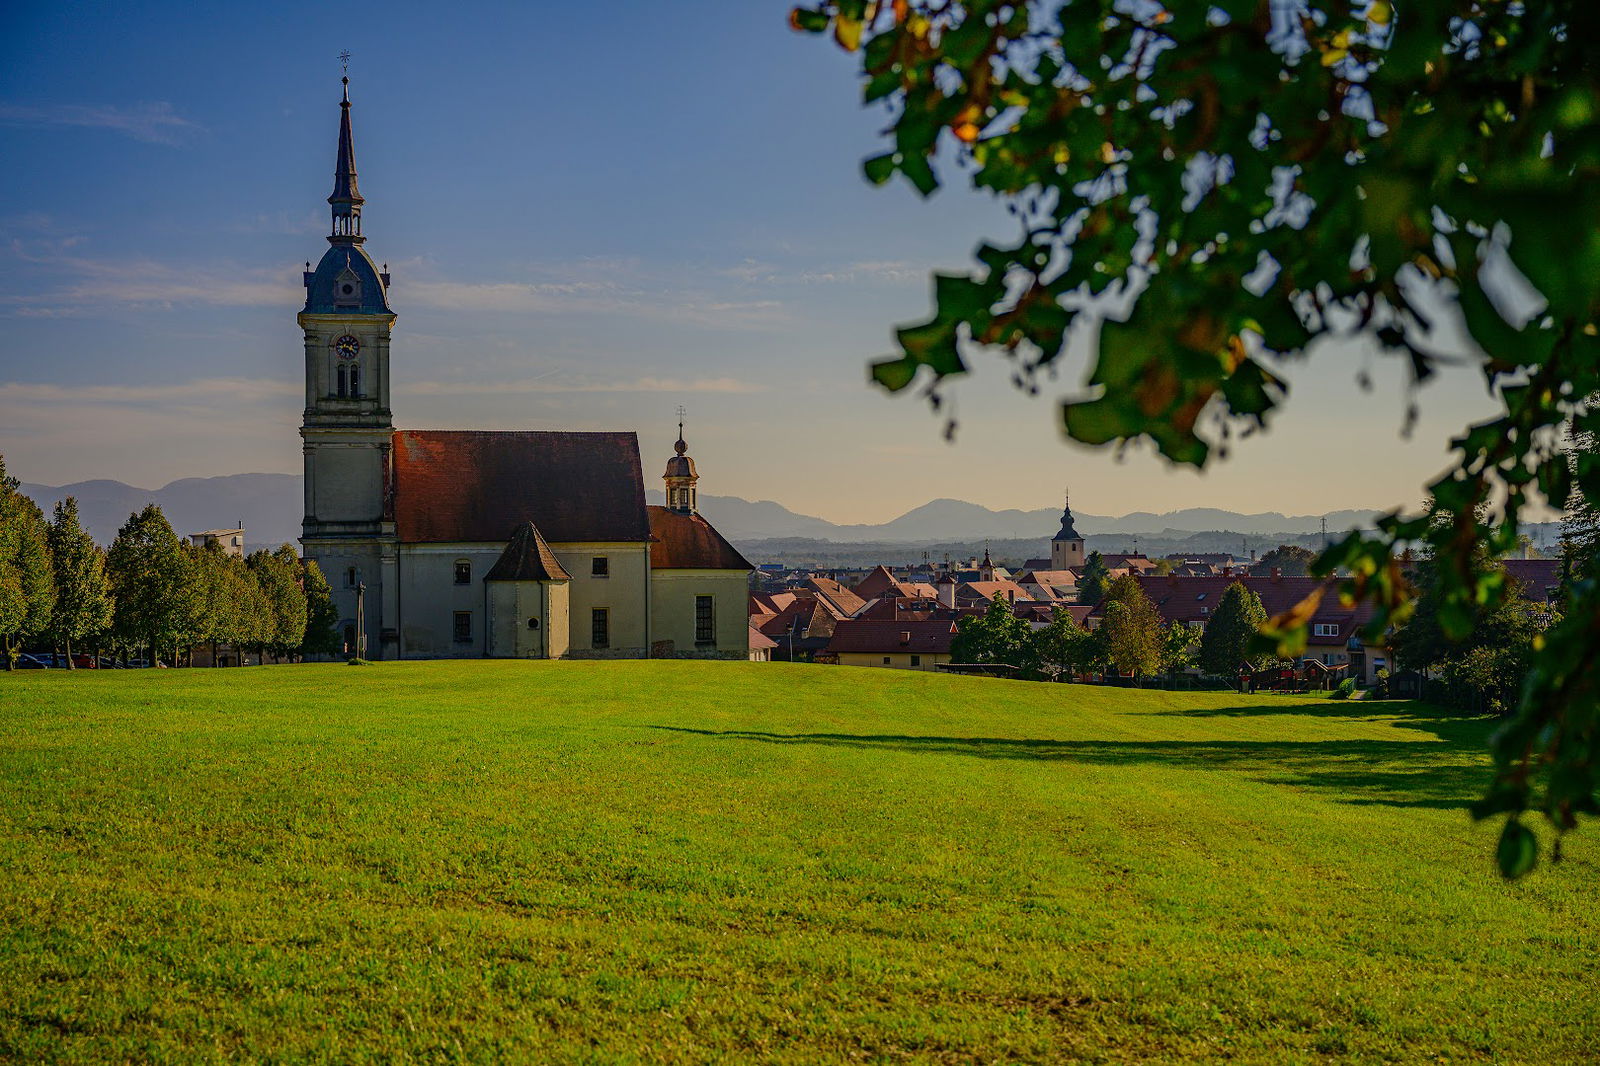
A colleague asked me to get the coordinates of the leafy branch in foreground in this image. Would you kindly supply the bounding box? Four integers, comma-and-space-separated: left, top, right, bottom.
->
793, 0, 1600, 876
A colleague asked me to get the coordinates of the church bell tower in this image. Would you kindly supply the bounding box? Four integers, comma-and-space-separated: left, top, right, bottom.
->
1050, 490, 1086, 570
298, 73, 397, 658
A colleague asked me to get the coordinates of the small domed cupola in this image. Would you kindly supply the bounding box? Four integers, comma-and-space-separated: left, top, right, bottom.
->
664, 413, 699, 515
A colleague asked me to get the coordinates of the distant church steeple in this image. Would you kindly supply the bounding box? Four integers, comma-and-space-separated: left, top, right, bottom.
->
329, 74, 364, 244
1050, 488, 1085, 570
664, 409, 699, 515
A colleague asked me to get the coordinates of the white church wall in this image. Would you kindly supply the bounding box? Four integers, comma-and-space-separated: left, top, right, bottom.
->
396, 543, 504, 658
550, 542, 651, 658
649, 569, 751, 660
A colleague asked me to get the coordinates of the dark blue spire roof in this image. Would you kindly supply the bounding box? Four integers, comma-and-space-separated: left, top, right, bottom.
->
303, 245, 391, 315
1052, 493, 1081, 541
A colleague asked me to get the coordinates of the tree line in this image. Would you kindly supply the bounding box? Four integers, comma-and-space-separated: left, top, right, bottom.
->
953, 574, 1268, 682
0, 457, 338, 670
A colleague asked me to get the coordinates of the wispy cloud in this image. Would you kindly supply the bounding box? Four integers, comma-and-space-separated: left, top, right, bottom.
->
0, 378, 297, 405
1, 241, 299, 316
405, 277, 788, 328
403, 375, 764, 396
721, 258, 922, 286
0, 101, 201, 145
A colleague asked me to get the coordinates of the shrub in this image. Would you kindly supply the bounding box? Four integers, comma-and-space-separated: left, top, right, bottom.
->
1330, 678, 1357, 701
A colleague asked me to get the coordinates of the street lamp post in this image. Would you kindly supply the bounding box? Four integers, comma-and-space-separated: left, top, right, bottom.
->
355, 580, 367, 661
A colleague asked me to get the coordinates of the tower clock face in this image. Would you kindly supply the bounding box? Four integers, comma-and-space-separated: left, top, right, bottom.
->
334, 335, 361, 361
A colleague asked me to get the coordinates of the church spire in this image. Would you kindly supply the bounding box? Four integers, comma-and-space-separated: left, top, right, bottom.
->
1054, 487, 1081, 541
328, 74, 365, 245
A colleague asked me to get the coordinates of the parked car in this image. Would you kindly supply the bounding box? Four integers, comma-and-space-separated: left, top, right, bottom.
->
14, 653, 51, 669
71, 653, 98, 669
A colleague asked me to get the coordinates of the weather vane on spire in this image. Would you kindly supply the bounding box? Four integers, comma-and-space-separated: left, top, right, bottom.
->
338, 50, 352, 75
676, 405, 686, 435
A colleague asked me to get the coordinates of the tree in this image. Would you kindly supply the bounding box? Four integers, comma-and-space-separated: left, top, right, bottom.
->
1031, 605, 1092, 679
1257, 545, 1316, 577
1163, 621, 1200, 677
0, 457, 55, 668
1199, 582, 1270, 677
1098, 575, 1165, 677
1561, 414, 1599, 580
951, 597, 1032, 669
249, 547, 308, 662
1076, 551, 1110, 606
46, 498, 113, 669
107, 505, 193, 665
300, 559, 341, 658
793, 2, 1600, 876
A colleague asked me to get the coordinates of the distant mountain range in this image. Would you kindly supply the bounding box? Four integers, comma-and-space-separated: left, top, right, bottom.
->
17, 473, 1402, 550
20, 475, 304, 551
666, 493, 1387, 543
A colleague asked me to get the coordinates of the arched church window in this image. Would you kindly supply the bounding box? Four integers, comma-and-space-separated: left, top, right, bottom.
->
336, 364, 348, 398
350, 364, 361, 398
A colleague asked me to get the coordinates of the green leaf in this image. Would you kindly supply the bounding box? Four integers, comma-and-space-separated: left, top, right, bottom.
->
899, 151, 939, 196
1496, 818, 1538, 880
870, 355, 918, 393
862, 152, 897, 185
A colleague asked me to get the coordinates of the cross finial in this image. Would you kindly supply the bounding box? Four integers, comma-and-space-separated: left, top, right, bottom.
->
676, 404, 686, 435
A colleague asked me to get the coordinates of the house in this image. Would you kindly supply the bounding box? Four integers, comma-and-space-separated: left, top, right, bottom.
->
188, 526, 246, 559
747, 627, 777, 662
824, 619, 958, 671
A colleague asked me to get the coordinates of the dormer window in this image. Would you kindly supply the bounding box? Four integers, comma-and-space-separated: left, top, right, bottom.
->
334, 264, 362, 308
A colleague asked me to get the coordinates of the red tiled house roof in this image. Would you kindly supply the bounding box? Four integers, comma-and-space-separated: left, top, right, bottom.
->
1502, 559, 1561, 600
1128, 574, 1376, 647
392, 430, 650, 543
825, 619, 958, 656
646, 506, 751, 570
804, 577, 866, 617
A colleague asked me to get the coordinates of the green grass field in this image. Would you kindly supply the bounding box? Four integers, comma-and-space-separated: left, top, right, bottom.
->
1, 662, 1594, 1063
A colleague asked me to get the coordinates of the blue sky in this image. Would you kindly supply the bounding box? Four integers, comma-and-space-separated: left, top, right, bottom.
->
0, 1, 1501, 522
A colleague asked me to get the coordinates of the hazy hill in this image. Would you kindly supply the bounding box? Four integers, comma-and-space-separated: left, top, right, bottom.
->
648, 491, 1383, 543
15, 472, 1433, 550
20, 474, 303, 549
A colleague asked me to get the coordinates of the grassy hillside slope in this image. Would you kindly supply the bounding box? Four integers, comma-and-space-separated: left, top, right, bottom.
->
1, 662, 1594, 1063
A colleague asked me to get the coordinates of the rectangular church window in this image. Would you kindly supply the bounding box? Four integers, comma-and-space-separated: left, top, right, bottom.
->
695, 595, 715, 645
454, 561, 471, 585
591, 608, 609, 649
453, 611, 472, 643
591, 556, 608, 578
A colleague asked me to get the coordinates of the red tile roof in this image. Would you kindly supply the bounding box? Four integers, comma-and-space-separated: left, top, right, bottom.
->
804, 577, 866, 617
1502, 559, 1561, 598
646, 506, 751, 570
392, 430, 650, 544
824, 619, 958, 655
748, 626, 778, 651
1128, 574, 1375, 645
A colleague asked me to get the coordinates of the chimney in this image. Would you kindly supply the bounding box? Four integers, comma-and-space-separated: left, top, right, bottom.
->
1271, 567, 1282, 581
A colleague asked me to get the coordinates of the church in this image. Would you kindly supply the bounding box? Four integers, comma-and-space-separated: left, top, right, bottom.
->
296, 76, 752, 660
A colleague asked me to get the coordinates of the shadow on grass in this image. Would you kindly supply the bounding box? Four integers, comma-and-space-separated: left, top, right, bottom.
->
649, 713, 1496, 810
